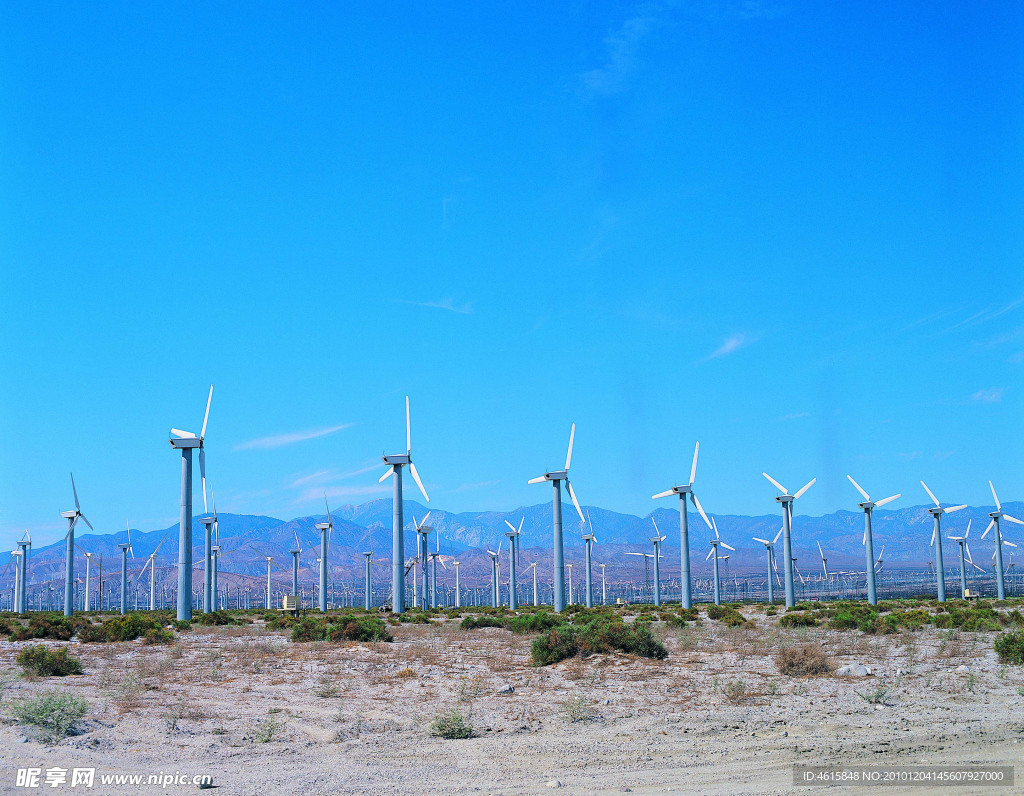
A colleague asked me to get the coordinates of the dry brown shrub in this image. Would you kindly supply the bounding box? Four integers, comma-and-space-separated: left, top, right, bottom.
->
775, 643, 835, 676
396, 667, 416, 679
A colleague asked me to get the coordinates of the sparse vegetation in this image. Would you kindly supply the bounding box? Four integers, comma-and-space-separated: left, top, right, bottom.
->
994, 629, 1024, 665
779, 611, 817, 628
143, 628, 174, 645
706, 604, 747, 627
775, 644, 835, 676
290, 614, 393, 643
430, 708, 474, 739
10, 691, 89, 744
253, 716, 284, 743
560, 694, 594, 723
530, 616, 668, 665
856, 685, 889, 705
17, 645, 83, 677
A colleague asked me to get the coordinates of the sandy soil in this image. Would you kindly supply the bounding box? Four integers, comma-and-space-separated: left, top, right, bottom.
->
1, 610, 1022, 796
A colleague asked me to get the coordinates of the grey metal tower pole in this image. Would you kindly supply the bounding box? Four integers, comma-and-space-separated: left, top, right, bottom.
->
431, 556, 437, 609
508, 537, 518, 610
929, 509, 946, 602
202, 519, 213, 613
491, 557, 499, 607
364, 555, 372, 610
533, 566, 539, 606
454, 563, 461, 608
863, 506, 877, 605
420, 532, 429, 609
84, 558, 91, 612
149, 559, 156, 610
958, 543, 967, 598
992, 514, 1006, 600
17, 543, 28, 614
766, 549, 774, 604
176, 447, 193, 622
779, 497, 795, 608
64, 518, 75, 617
601, 566, 606, 605
712, 546, 721, 605
391, 465, 405, 613
266, 562, 272, 610
119, 548, 128, 615
552, 480, 565, 611
652, 539, 661, 607
679, 493, 691, 609
584, 539, 593, 609
290, 550, 299, 596
211, 550, 219, 610
319, 526, 328, 611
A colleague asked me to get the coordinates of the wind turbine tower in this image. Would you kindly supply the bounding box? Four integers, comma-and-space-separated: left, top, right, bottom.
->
763, 472, 816, 608
414, 513, 433, 609
947, 520, 973, 599
846, 476, 900, 605
195, 481, 216, 613
652, 442, 712, 610
982, 481, 1023, 600
118, 522, 134, 615
59, 473, 93, 617
315, 496, 334, 611
528, 423, 586, 612
168, 384, 213, 621
752, 528, 782, 604
706, 517, 734, 606
920, 481, 967, 602
505, 526, 519, 609
650, 518, 666, 607
139, 531, 171, 610
378, 397, 431, 614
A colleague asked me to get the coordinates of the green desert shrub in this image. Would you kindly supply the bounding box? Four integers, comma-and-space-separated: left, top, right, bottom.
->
506, 612, 562, 634
994, 629, 1024, 665
460, 615, 506, 631
264, 614, 297, 630
530, 616, 668, 666
10, 691, 89, 744
143, 628, 174, 645
8, 615, 78, 642
193, 610, 248, 626
172, 620, 192, 632
100, 614, 161, 642
17, 645, 83, 677
430, 708, 474, 739
779, 611, 817, 628
290, 614, 392, 643
765, 605, 778, 616
706, 604, 746, 627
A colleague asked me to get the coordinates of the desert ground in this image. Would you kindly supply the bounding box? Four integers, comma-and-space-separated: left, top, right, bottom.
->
1, 603, 1022, 796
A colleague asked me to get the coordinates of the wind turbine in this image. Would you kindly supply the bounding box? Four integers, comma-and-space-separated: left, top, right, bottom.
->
752, 527, 783, 604
649, 518, 666, 607
413, 512, 433, 609
289, 529, 302, 601
816, 541, 828, 582
195, 479, 217, 614
981, 481, 1023, 600
762, 472, 816, 608
846, 475, 900, 605
117, 521, 135, 615
486, 539, 503, 608
652, 442, 712, 610
3, 546, 24, 615
625, 550, 654, 602
209, 488, 221, 611
528, 423, 585, 612
378, 396, 430, 614
250, 545, 284, 609
428, 529, 446, 609
314, 495, 334, 611
15, 532, 30, 614
706, 517, 734, 606
503, 516, 525, 609
947, 519, 973, 599
597, 562, 607, 605
580, 511, 598, 609
525, 560, 540, 606
920, 481, 967, 602
138, 530, 171, 610
361, 528, 376, 611
168, 384, 213, 621
75, 546, 98, 611
59, 473, 94, 617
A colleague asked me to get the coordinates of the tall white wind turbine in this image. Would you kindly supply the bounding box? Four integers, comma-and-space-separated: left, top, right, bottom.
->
762, 472, 816, 608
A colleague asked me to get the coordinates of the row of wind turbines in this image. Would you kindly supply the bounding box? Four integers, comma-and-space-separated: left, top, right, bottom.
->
7, 389, 1021, 620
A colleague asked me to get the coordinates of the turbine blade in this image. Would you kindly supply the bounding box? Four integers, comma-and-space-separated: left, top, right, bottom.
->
409, 462, 429, 503
920, 481, 940, 508
1004, 540, 1019, 548
71, 472, 80, 510
65, 516, 78, 539
752, 537, 770, 544
651, 517, 660, 536
528, 475, 548, 484
762, 472, 788, 494
874, 493, 900, 508
199, 447, 206, 491
405, 396, 411, 453
201, 384, 213, 440
691, 494, 713, 529
504, 519, 517, 533
982, 520, 994, 539
817, 541, 824, 558
379, 466, 395, 483
689, 442, 700, 486
565, 423, 575, 470
794, 478, 816, 500
202, 477, 209, 515
990, 480, 1001, 510
324, 494, 332, 527
721, 543, 735, 552
518, 517, 524, 533
1003, 514, 1024, 526
773, 526, 783, 544
711, 516, 719, 539
565, 480, 585, 524
170, 428, 196, 438
79, 514, 94, 532
846, 475, 870, 501
705, 547, 715, 560
930, 527, 936, 546
652, 489, 675, 499
941, 504, 967, 515
965, 519, 972, 538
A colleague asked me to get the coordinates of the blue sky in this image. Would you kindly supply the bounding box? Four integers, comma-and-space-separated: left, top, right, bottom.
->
2, 1, 1022, 548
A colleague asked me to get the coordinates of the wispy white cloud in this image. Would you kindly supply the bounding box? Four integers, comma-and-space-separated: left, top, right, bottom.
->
702, 333, 756, 362
579, 12, 659, 98
296, 485, 391, 503
287, 464, 379, 489
946, 295, 1024, 332
393, 298, 473, 315
971, 387, 1005, 404
898, 451, 923, 461
235, 424, 352, 451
